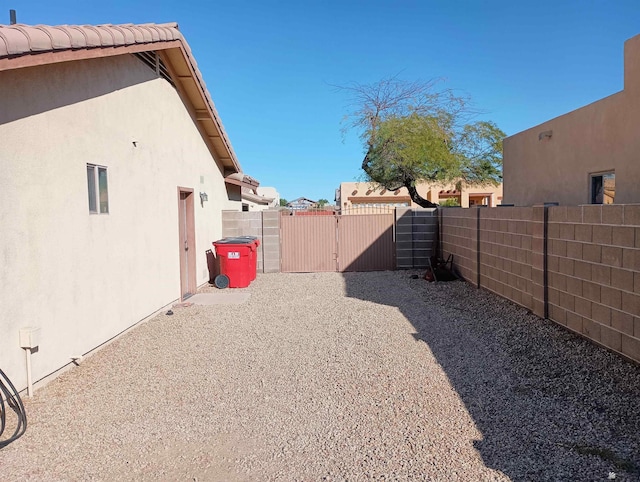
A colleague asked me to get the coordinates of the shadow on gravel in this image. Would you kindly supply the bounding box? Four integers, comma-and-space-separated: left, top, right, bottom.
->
343, 271, 640, 481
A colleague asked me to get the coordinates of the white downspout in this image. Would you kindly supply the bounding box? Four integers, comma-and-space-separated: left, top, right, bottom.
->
24, 348, 33, 397
19, 327, 40, 397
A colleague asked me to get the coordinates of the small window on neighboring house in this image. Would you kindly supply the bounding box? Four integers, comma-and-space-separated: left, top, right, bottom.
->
590, 172, 615, 204
242, 203, 249, 212
87, 164, 109, 214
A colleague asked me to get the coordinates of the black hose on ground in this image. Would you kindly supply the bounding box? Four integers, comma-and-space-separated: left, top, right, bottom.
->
0, 368, 27, 448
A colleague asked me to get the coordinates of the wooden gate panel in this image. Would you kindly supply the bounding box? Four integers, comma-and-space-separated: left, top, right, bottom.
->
338, 214, 395, 272
280, 215, 337, 272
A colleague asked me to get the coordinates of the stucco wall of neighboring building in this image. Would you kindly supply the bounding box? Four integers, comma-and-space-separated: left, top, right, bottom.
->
503, 34, 640, 206
338, 181, 503, 212
0, 54, 240, 390
256, 187, 280, 209
242, 186, 279, 211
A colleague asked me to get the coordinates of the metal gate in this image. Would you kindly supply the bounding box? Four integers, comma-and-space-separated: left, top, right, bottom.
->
280, 214, 395, 272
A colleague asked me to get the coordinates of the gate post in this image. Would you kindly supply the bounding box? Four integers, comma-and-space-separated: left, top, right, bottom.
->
262, 210, 281, 273
395, 208, 414, 269
394, 207, 438, 269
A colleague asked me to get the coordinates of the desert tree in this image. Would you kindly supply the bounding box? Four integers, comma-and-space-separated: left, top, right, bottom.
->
337, 76, 505, 207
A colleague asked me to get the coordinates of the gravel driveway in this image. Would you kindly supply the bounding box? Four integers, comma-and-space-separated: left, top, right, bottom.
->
2, 271, 640, 481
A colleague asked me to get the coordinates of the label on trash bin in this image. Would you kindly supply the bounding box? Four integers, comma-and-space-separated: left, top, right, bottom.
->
228, 252, 240, 259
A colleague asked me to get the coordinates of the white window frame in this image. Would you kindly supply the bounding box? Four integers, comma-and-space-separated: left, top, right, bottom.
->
87, 164, 109, 214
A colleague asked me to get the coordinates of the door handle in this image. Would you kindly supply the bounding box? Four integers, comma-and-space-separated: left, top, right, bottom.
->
184, 240, 189, 251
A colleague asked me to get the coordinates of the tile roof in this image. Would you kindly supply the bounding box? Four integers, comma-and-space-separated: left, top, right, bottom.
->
0, 23, 182, 58
0, 22, 241, 173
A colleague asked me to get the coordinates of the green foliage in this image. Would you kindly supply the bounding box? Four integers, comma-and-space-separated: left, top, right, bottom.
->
439, 197, 461, 207
366, 113, 458, 186
317, 199, 329, 207
456, 121, 504, 185
367, 116, 504, 189
279, 198, 289, 207
338, 76, 505, 207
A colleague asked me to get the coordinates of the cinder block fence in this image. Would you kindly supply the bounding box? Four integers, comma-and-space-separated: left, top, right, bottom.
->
395, 208, 438, 269
440, 204, 640, 363
221, 208, 438, 274
221, 210, 281, 273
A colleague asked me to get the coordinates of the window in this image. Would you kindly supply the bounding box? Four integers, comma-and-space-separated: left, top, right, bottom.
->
87, 164, 109, 213
590, 172, 615, 204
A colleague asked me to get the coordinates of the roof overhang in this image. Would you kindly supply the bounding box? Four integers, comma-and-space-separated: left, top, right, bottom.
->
242, 190, 274, 205
0, 22, 241, 173
225, 172, 260, 190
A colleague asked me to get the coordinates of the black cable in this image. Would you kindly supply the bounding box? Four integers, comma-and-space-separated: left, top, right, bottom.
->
0, 368, 27, 448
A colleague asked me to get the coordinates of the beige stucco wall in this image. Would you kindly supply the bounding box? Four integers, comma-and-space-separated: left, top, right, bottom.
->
338, 181, 503, 212
503, 33, 640, 206
0, 54, 240, 391
256, 187, 280, 209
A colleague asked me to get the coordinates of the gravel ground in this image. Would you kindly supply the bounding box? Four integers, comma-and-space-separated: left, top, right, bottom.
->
2, 271, 640, 481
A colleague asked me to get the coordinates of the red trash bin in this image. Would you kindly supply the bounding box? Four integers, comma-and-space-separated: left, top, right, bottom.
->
236, 236, 260, 280
213, 238, 257, 288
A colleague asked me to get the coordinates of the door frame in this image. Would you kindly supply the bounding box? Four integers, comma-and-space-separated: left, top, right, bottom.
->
177, 187, 196, 301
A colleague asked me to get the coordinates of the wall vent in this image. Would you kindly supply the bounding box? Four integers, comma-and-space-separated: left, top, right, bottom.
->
134, 51, 175, 88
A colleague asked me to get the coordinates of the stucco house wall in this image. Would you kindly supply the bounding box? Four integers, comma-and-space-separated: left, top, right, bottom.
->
0, 52, 239, 391
503, 34, 640, 206
338, 181, 503, 212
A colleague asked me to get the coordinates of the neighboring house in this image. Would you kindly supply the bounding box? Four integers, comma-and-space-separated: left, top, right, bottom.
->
236, 176, 279, 212
241, 187, 277, 211
225, 172, 275, 211
336, 181, 503, 213
287, 197, 317, 210
256, 187, 280, 207
503, 33, 640, 206
0, 22, 256, 392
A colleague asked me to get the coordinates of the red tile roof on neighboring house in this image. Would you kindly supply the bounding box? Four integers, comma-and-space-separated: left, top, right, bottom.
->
0, 22, 241, 173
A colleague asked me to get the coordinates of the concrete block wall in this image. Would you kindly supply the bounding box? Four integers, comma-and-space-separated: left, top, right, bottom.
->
221, 210, 280, 273
530, 206, 546, 318
224, 208, 436, 274
395, 208, 438, 269
478, 207, 536, 311
546, 204, 640, 362
261, 210, 281, 273
440, 204, 640, 364
440, 207, 478, 286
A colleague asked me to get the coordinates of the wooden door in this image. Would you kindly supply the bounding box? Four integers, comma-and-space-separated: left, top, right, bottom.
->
178, 188, 196, 300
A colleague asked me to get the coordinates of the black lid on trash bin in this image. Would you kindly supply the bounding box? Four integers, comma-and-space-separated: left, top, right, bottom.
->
213, 237, 254, 245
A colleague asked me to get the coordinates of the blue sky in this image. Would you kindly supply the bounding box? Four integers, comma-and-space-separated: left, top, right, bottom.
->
11, 1, 640, 202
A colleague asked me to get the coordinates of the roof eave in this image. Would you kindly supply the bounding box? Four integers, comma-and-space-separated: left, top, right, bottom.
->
242, 191, 274, 204
0, 23, 241, 173
158, 46, 241, 173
